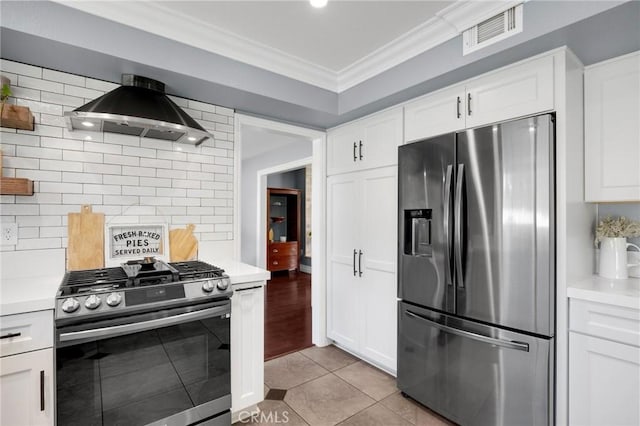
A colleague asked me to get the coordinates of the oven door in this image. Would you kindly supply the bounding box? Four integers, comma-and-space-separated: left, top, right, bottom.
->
56, 300, 231, 426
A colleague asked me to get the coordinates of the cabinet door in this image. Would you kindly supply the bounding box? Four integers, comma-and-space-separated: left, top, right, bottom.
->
0, 348, 54, 426
231, 285, 264, 414
569, 332, 640, 426
360, 108, 403, 169
327, 122, 361, 176
359, 167, 398, 372
585, 51, 640, 202
326, 173, 361, 351
404, 85, 466, 143
465, 55, 554, 128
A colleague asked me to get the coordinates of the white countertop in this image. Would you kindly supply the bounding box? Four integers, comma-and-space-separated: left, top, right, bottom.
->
214, 260, 271, 287
0, 274, 64, 316
568, 275, 640, 310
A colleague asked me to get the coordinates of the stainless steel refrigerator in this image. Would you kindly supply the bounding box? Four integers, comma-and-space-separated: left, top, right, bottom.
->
397, 114, 555, 426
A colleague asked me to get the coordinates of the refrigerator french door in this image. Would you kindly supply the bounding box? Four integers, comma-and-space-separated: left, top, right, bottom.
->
397, 114, 555, 426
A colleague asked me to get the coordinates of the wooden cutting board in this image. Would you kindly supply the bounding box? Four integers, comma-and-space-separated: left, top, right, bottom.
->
169, 224, 198, 261
67, 205, 105, 270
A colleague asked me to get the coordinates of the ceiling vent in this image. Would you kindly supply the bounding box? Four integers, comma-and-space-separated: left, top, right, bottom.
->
463, 4, 523, 55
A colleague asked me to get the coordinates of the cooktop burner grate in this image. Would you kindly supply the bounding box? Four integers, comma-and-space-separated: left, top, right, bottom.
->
170, 261, 225, 280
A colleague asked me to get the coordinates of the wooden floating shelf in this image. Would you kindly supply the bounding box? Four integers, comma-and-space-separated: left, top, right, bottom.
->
0, 177, 34, 195
0, 104, 35, 131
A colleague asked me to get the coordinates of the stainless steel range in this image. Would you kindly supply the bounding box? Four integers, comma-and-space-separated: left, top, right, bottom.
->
55, 258, 233, 426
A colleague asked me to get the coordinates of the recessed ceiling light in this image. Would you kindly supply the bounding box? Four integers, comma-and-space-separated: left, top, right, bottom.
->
81, 121, 94, 127
187, 136, 197, 142
310, 0, 327, 8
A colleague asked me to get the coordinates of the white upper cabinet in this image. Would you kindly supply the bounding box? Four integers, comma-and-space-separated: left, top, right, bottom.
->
584, 51, 640, 202
404, 85, 466, 143
404, 54, 555, 142
327, 107, 402, 176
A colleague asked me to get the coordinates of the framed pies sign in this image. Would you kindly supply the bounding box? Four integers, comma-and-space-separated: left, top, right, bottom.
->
105, 223, 170, 266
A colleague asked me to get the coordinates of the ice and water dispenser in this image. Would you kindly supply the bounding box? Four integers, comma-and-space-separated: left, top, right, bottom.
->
403, 209, 432, 257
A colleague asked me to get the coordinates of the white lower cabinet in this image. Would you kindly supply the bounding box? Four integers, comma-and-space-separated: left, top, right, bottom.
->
230, 284, 265, 415
327, 166, 397, 373
0, 348, 54, 426
569, 299, 640, 426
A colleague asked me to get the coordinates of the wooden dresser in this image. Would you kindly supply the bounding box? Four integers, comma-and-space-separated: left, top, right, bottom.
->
267, 241, 299, 272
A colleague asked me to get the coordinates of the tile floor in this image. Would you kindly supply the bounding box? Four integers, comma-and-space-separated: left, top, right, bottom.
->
235, 345, 454, 426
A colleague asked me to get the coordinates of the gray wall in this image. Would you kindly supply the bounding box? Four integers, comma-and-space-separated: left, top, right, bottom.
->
598, 203, 640, 246
240, 139, 312, 266
267, 168, 310, 267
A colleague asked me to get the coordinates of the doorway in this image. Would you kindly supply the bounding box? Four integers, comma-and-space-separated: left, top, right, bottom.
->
234, 114, 329, 357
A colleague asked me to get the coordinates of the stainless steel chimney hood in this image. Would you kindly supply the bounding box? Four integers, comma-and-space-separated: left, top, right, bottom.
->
64, 75, 211, 146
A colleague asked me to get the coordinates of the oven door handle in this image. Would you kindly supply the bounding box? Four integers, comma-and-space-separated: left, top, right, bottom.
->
59, 304, 230, 343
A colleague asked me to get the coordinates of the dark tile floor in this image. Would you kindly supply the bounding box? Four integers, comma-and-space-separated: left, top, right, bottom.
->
236, 345, 454, 426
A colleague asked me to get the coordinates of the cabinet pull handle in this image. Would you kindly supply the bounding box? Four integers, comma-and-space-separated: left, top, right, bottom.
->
467, 93, 472, 116
353, 142, 357, 162
358, 250, 363, 277
273, 249, 278, 253
0, 332, 21, 339
353, 249, 357, 276
456, 96, 461, 118
359, 140, 363, 160
273, 261, 278, 265
40, 370, 45, 411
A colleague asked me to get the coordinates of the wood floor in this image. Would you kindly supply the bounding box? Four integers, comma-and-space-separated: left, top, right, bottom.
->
264, 270, 312, 361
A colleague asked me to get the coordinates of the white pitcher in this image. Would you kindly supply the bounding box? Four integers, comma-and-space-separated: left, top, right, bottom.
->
599, 237, 640, 279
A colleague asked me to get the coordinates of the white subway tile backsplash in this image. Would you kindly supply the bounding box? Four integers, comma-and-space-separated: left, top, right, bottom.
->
88, 163, 122, 175
41, 136, 83, 151
18, 75, 63, 93
84, 184, 121, 195
40, 182, 83, 194
122, 166, 155, 177
85, 141, 122, 155
64, 84, 103, 99
140, 177, 172, 187
62, 172, 103, 184
63, 150, 103, 163
41, 159, 82, 172
123, 146, 156, 158
63, 194, 102, 205
3, 156, 39, 169
41, 91, 84, 107
16, 169, 62, 182
11, 86, 41, 101
1, 60, 234, 252
1, 132, 40, 146
140, 158, 172, 169
122, 186, 155, 196
43, 69, 86, 86
85, 78, 118, 92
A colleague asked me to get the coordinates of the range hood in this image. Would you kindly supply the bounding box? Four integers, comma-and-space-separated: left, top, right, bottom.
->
64, 75, 211, 146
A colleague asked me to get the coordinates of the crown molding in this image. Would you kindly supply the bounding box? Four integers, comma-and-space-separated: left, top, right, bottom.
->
52, 0, 524, 94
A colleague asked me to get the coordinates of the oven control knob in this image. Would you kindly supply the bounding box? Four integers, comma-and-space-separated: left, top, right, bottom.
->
84, 294, 102, 310
106, 293, 122, 307
61, 297, 80, 313
202, 280, 215, 293
216, 278, 230, 291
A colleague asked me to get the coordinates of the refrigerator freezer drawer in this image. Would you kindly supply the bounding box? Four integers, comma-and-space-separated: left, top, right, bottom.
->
397, 302, 553, 426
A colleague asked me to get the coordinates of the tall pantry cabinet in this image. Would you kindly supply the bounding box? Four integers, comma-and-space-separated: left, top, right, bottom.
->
326, 107, 401, 374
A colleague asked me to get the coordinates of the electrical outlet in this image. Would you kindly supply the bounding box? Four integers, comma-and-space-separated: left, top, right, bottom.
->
1, 223, 18, 245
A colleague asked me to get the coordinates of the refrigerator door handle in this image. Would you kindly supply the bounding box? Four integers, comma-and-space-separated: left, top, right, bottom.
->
353, 249, 357, 276
443, 164, 454, 286
455, 163, 465, 288
405, 310, 530, 352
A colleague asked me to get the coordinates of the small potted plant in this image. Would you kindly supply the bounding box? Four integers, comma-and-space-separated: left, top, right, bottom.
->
0, 76, 34, 131
595, 216, 640, 279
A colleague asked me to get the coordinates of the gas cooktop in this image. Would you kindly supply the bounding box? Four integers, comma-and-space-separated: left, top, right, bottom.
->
56, 259, 231, 323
